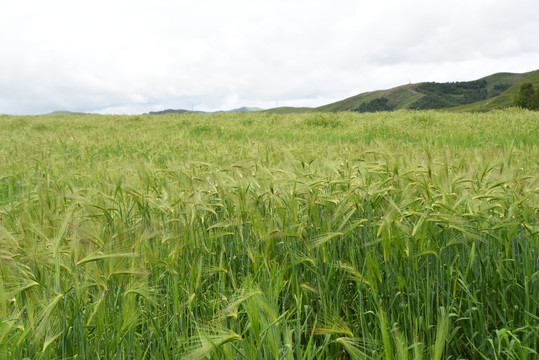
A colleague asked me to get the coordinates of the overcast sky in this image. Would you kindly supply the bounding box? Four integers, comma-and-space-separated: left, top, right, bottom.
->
1, 0, 538, 114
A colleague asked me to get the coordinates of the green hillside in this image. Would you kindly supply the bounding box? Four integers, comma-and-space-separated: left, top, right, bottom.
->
265, 70, 536, 113
448, 70, 539, 112
314, 84, 426, 112
314, 90, 383, 112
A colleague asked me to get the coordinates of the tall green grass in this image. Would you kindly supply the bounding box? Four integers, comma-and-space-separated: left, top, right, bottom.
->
0, 109, 538, 359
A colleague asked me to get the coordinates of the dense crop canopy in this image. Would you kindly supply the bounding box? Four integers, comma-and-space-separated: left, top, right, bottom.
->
0, 110, 538, 359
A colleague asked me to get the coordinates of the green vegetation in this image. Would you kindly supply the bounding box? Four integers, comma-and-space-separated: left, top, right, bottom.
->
1, 110, 538, 359
314, 90, 384, 112
429, 70, 539, 113
264, 70, 535, 114
492, 83, 511, 96
514, 82, 539, 110
408, 80, 488, 109
353, 97, 393, 112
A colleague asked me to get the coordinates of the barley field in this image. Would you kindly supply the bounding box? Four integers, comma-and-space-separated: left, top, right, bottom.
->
0, 109, 538, 359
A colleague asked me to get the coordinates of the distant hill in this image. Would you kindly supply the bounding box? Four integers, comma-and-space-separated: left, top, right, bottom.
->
148, 107, 263, 115
148, 109, 204, 115
47, 111, 88, 116
265, 70, 537, 113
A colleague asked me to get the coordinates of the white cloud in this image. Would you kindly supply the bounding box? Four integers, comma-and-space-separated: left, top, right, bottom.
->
0, 0, 538, 114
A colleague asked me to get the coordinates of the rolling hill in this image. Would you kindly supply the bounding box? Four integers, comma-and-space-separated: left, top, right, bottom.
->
449, 70, 539, 112
47, 111, 89, 116
265, 70, 538, 113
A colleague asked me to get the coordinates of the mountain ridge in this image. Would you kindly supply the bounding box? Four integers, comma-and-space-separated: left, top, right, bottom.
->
45, 70, 538, 115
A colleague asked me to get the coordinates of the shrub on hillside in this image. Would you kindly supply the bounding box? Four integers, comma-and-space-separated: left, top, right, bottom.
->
514, 82, 539, 110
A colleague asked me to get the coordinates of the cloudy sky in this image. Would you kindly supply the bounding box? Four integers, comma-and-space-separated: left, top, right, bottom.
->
1, 0, 538, 114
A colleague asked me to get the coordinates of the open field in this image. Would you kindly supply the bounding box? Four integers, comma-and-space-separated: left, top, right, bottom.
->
0, 110, 538, 359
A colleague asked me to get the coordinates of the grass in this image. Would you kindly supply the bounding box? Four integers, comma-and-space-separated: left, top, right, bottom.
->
0, 109, 538, 359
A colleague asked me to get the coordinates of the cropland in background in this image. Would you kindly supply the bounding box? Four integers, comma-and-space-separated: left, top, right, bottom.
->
0, 110, 538, 359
